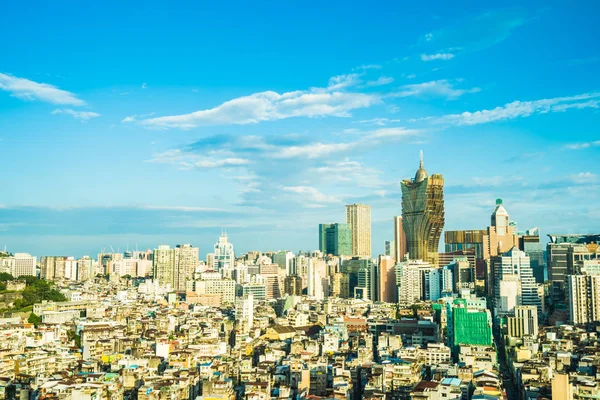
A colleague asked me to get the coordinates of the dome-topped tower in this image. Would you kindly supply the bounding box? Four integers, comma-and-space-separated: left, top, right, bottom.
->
414, 150, 428, 183
400, 150, 445, 266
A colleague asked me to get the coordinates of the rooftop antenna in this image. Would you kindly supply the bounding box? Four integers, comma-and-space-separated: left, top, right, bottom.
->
419, 150, 424, 168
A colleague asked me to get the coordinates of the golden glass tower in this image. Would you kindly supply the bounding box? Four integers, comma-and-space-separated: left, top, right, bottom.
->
400, 151, 445, 266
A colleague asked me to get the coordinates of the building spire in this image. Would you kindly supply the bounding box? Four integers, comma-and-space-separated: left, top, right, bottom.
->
419, 150, 424, 168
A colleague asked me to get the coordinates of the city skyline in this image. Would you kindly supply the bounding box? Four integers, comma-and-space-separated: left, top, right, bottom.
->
1, 2, 600, 257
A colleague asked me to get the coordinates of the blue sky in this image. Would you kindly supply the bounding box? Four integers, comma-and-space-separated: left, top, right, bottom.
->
1, 1, 599, 257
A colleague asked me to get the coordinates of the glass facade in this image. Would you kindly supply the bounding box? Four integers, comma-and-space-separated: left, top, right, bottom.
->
319, 223, 353, 256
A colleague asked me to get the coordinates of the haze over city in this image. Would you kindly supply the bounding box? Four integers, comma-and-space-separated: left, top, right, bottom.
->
1, 1, 599, 258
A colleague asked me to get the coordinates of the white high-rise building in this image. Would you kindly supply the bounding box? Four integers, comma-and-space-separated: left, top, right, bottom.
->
493, 247, 541, 316
1, 253, 37, 277
395, 260, 430, 306
174, 244, 199, 291
567, 274, 600, 325
236, 294, 254, 333
508, 305, 539, 338
153, 245, 175, 288
346, 204, 371, 258
213, 233, 235, 270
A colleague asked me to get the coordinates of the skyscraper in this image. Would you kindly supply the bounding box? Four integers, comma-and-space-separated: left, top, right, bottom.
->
318, 223, 353, 256
482, 199, 519, 260
153, 245, 175, 287
174, 244, 199, 291
393, 216, 407, 262
213, 232, 235, 270
400, 152, 445, 265
492, 247, 541, 316
345, 204, 371, 258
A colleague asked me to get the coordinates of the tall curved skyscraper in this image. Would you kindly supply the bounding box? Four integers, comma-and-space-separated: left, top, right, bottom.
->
400, 151, 445, 266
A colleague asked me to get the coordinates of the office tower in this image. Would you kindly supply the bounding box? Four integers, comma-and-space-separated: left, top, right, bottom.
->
507, 306, 539, 338
318, 223, 353, 257
173, 244, 198, 291
77, 256, 94, 281
482, 199, 518, 260
1, 253, 37, 277
355, 263, 372, 300
400, 152, 445, 266
213, 232, 235, 270
238, 282, 267, 301
547, 234, 600, 303
272, 251, 295, 275
492, 248, 541, 316
378, 255, 397, 303
444, 230, 486, 259
40, 256, 69, 280
331, 273, 350, 298
153, 245, 175, 287
519, 227, 545, 283
393, 216, 407, 262
341, 258, 372, 298
566, 274, 600, 324
448, 257, 474, 291
384, 241, 391, 257
345, 204, 371, 258
235, 293, 254, 333
307, 259, 326, 300
284, 275, 303, 296
395, 260, 430, 306
191, 276, 236, 305
261, 263, 284, 300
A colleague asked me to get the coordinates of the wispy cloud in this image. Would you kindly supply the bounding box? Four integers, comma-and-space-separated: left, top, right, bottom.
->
282, 186, 340, 204
436, 92, 600, 125
420, 9, 527, 53
570, 172, 597, 183
51, 108, 100, 120
0, 72, 86, 106
563, 140, 600, 150
394, 80, 480, 99
138, 69, 386, 129
141, 82, 147, 89
420, 53, 455, 61
148, 149, 250, 169
354, 117, 402, 126
361, 76, 395, 87
311, 159, 384, 188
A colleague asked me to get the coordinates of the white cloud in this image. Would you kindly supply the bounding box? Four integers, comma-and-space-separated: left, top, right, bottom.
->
355, 118, 402, 126
312, 159, 384, 188
421, 53, 455, 61
394, 80, 480, 99
325, 73, 362, 90
362, 76, 395, 87
140, 77, 381, 129
148, 149, 250, 169
51, 108, 100, 120
274, 142, 358, 159
122, 115, 136, 123
139, 205, 225, 212
438, 92, 600, 125
283, 186, 340, 204
366, 127, 419, 139
425, 33, 433, 42
0, 72, 85, 106
570, 172, 597, 183
564, 140, 600, 150
142, 83, 147, 89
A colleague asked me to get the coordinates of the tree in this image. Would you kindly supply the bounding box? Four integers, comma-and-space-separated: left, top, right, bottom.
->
0, 273, 14, 282
27, 313, 42, 327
